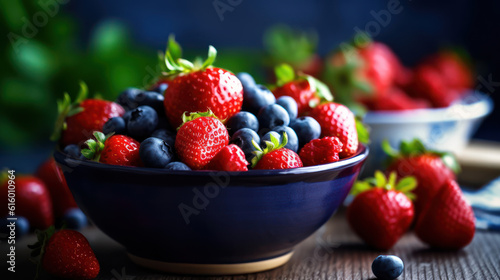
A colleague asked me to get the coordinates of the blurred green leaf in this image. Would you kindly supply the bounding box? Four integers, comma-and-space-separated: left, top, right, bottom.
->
9, 40, 56, 82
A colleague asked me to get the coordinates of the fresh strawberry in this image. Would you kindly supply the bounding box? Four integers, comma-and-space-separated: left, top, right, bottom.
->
271, 64, 333, 115
309, 102, 360, 158
160, 36, 243, 128
51, 82, 125, 147
408, 64, 460, 108
364, 87, 430, 111
1, 174, 53, 229
29, 227, 100, 279
299, 136, 343, 166
204, 144, 248, 171
35, 158, 78, 218
415, 179, 475, 249
263, 25, 323, 78
323, 34, 396, 106
383, 139, 459, 217
82, 132, 141, 167
347, 171, 416, 250
252, 132, 303, 170
422, 50, 474, 91
175, 111, 229, 170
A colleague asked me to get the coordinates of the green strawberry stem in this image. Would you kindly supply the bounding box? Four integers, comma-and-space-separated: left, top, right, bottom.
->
178, 110, 219, 130
381, 139, 461, 174
251, 132, 289, 168
50, 82, 88, 142
28, 225, 56, 280
161, 35, 217, 78
81, 131, 111, 162
350, 170, 417, 200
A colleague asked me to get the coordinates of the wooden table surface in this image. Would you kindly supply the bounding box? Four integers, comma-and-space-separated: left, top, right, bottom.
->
5, 208, 500, 280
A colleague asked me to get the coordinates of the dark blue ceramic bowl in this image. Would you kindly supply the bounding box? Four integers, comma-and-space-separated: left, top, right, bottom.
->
54, 145, 368, 275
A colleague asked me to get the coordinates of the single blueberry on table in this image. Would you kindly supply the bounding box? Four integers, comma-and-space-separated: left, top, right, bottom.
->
226, 111, 259, 135
372, 255, 404, 280
230, 128, 261, 163
276, 96, 298, 120
102, 117, 127, 135
140, 137, 175, 168
272, 126, 299, 152
63, 144, 85, 160
258, 104, 290, 129
290, 116, 321, 148
236, 72, 256, 90
151, 128, 176, 147
62, 208, 88, 230
165, 161, 191, 171
260, 131, 281, 149
243, 84, 276, 115
116, 88, 142, 111
127, 106, 159, 141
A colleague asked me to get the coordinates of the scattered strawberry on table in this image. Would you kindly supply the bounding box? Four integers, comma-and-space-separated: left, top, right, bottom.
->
29, 227, 100, 280
347, 171, 416, 250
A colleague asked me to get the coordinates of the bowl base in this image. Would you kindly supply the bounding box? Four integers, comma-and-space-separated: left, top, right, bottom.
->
128, 251, 293, 275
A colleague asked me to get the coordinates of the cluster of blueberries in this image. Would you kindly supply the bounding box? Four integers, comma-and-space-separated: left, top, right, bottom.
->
64, 72, 325, 169
229, 73, 322, 164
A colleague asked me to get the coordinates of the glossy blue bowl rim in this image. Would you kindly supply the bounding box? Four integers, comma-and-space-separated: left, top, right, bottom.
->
364, 91, 493, 124
54, 144, 369, 179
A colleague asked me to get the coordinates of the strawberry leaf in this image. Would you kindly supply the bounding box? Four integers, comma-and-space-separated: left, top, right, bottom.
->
201, 45, 217, 69
251, 132, 289, 168
305, 75, 333, 102
355, 117, 370, 144
274, 63, 295, 87
438, 152, 461, 174
50, 82, 88, 142
396, 176, 417, 193
374, 170, 387, 188
167, 34, 182, 61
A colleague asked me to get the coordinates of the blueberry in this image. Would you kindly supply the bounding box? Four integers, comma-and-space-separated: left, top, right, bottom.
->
151, 129, 176, 147
122, 110, 133, 123
63, 144, 85, 160
276, 96, 298, 120
127, 106, 158, 140
260, 131, 281, 149
226, 111, 259, 135
103, 117, 127, 135
230, 128, 260, 163
156, 116, 173, 131
290, 116, 321, 148
0, 216, 30, 239
165, 161, 191, 171
272, 126, 299, 152
372, 255, 404, 280
236, 72, 256, 90
140, 137, 174, 168
258, 104, 290, 129
134, 91, 165, 113
116, 88, 142, 110
153, 83, 168, 94
243, 84, 276, 115
62, 208, 88, 230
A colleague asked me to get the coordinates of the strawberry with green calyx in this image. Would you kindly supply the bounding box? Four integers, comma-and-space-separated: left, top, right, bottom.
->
251, 132, 303, 170
175, 110, 229, 170
323, 32, 397, 107
263, 24, 322, 78
51, 82, 125, 147
383, 138, 459, 216
82, 131, 141, 167
29, 226, 100, 280
161, 36, 243, 128
347, 171, 416, 250
272, 63, 333, 115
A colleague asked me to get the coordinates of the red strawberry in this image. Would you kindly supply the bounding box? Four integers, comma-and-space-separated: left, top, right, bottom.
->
271, 64, 333, 115
384, 139, 459, 217
30, 227, 100, 279
175, 111, 229, 170
365, 87, 430, 111
422, 50, 474, 91
252, 132, 303, 170
309, 102, 359, 158
161, 37, 243, 128
408, 64, 460, 108
51, 82, 125, 147
324, 35, 396, 105
1, 174, 53, 229
82, 132, 141, 167
205, 144, 248, 171
415, 179, 475, 249
299, 136, 343, 166
347, 171, 416, 250
35, 158, 78, 218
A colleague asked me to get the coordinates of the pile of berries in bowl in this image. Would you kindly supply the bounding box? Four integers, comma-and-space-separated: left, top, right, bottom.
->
53, 38, 368, 274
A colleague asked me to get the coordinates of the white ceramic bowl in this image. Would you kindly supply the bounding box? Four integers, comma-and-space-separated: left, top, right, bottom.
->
362, 91, 493, 176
